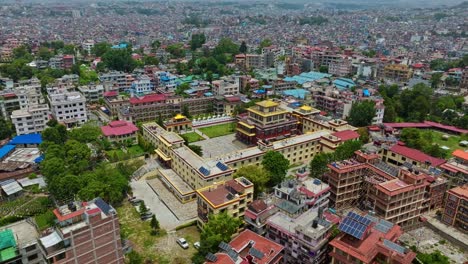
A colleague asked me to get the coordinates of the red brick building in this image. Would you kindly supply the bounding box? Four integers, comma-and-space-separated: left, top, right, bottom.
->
329, 211, 416, 264
442, 185, 468, 232
39, 198, 124, 264
205, 229, 284, 264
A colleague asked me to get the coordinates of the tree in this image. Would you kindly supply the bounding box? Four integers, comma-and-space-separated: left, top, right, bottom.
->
319, 65, 328, 73
42, 124, 68, 145
239, 41, 247, 54
37, 47, 53, 60
190, 33, 206, 51
188, 145, 202, 156
92, 42, 112, 57
262, 151, 289, 186
431, 72, 443, 88
68, 122, 102, 143
62, 44, 75, 55
102, 48, 136, 72
309, 153, 334, 179
127, 251, 144, 264
150, 215, 160, 235
156, 113, 164, 127
357, 127, 370, 143
417, 250, 450, 264
334, 140, 363, 161
233, 165, 270, 197
0, 118, 13, 140
143, 55, 159, 66
175, 83, 190, 96
139, 201, 148, 215
182, 104, 191, 118
166, 43, 186, 58
196, 213, 242, 262
347, 100, 376, 127
64, 140, 91, 174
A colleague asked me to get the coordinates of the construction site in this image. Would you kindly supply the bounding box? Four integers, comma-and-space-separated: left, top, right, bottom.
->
323, 150, 447, 230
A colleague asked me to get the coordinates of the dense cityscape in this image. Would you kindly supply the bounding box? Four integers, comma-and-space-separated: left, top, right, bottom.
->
0, 0, 467, 264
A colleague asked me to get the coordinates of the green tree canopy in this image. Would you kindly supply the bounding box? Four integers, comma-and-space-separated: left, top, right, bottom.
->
262, 151, 289, 186
196, 213, 242, 263
233, 165, 270, 197
68, 122, 102, 143
190, 33, 206, 51
347, 100, 376, 127
102, 48, 136, 72
0, 118, 14, 140
92, 42, 112, 57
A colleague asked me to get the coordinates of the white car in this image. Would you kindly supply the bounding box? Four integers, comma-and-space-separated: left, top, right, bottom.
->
177, 238, 189, 249
193, 241, 200, 249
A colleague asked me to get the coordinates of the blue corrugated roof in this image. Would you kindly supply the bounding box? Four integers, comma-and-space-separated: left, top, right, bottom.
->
363, 89, 370, 97
9, 133, 42, 145
283, 71, 331, 85
282, 89, 310, 99
0, 145, 15, 159
333, 78, 356, 90
204, 92, 213, 97
34, 155, 44, 163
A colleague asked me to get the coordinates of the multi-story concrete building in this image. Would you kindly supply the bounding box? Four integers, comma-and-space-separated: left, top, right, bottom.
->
207, 229, 284, 264
236, 100, 298, 145
11, 104, 50, 135
383, 64, 413, 82
212, 76, 240, 96
103, 91, 130, 118
131, 75, 153, 95
196, 177, 254, 227
99, 71, 130, 91
48, 91, 87, 127
442, 185, 467, 232
273, 178, 331, 217
0, 220, 45, 264
440, 149, 468, 187
78, 84, 104, 103
266, 207, 332, 264
39, 198, 124, 263
329, 211, 416, 264
329, 57, 352, 77
381, 143, 446, 169
326, 150, 446, 230
82, 40, 95, 55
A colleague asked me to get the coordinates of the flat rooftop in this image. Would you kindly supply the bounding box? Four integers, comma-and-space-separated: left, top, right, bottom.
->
0, 220, 39, 247
158, 168, 194, 194
4, 148, 41, 163
272, 130, 330, 150
173, 146, 230, 177
267, 209, 329, 239
379, 179, 409, 192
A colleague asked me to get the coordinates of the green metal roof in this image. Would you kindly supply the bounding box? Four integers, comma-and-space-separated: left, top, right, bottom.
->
0, 229, 17, 261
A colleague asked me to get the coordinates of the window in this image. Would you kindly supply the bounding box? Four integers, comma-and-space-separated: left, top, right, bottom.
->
28, 254, 38, 261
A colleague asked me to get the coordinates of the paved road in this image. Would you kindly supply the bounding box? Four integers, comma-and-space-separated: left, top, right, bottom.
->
130, 180, 181, 230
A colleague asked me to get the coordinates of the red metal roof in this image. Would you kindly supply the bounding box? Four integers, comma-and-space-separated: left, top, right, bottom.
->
452, 149, 468, 161
103, 91, 118, 97
383, 121, 468, 134
332, 130, 360, 142
53, 208, 86, 222
129, 93, 166, 104
101, 120, 138, 136
229, 230, 283, 264
389, 144, 446, 167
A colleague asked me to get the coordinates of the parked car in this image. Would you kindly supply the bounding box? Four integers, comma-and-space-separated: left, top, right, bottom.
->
176, 238, 189, 249
193, 242, 200, 250
141, 212, 153, 217
141, 214, 153, 221
130, 199, 142, 205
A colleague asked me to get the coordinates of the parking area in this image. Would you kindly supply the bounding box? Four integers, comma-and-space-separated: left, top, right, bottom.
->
192, 133, 247, 158
146, 178, 197, 222
130, 180, 181, 230
400, 226, 467, 263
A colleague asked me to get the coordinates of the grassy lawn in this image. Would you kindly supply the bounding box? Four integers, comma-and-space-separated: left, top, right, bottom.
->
181, 132, 204, 143
34, 210, 56, 231
0, 196, 51, 219
429, 130, 465, 156
198, 123, 236, 138
117, 202, 200, 263
106, 145, 145, 161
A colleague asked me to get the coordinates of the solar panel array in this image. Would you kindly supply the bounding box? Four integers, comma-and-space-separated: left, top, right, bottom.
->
216, 162, 229, 171
348, 212, 372, 227
205, 253, 218, 262
95, 198, 112, 215
338, 217, 367, 240
199, 166, 211, 176
364, 214, 379, 224
383, 239, 406, 254
227, 249, 239, 260
374, 219, 394, 234
249, 247, 265, 259
219, 241, 232, 252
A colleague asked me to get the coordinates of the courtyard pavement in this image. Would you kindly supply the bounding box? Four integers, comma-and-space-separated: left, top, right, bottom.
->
192, 134, 247, 158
